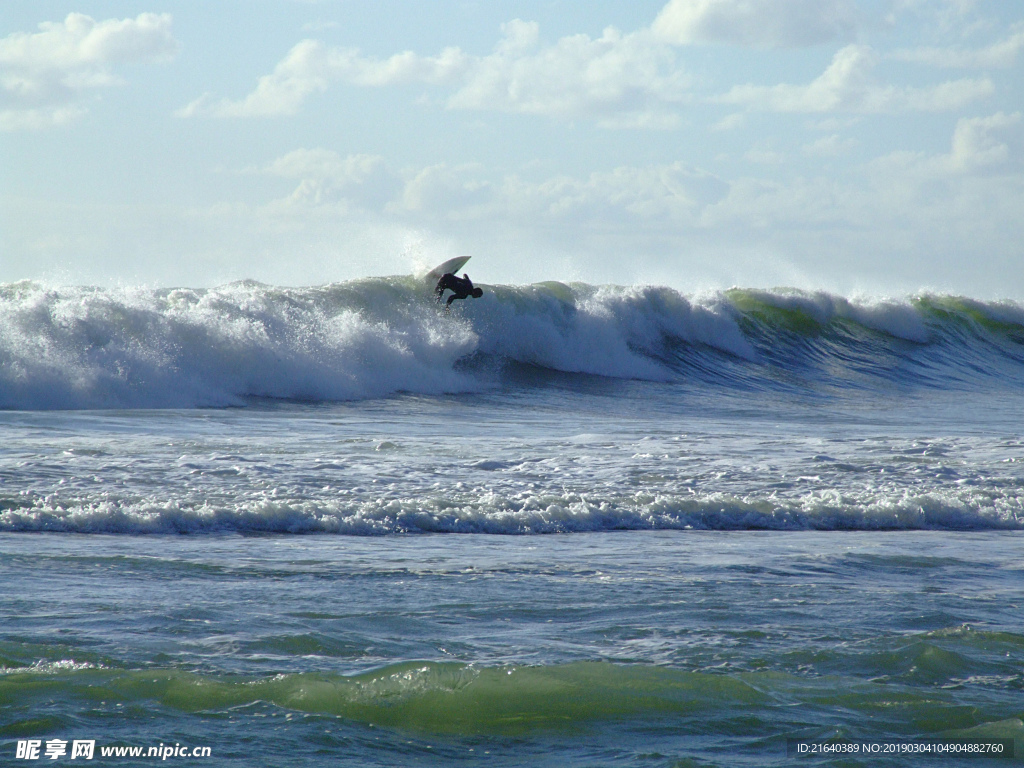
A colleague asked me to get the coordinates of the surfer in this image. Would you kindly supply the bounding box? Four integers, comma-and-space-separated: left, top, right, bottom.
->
435, 273, 483, 307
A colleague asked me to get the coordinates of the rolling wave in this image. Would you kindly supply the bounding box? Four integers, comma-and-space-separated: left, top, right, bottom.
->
3, 483, 1021, 533
1, 278, 1022, 409
3, 655, 1021, 738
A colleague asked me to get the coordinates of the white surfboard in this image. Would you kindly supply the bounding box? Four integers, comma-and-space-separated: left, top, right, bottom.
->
424, 256, 471, 285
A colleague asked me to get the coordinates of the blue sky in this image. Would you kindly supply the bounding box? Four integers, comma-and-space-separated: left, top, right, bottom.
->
2, 0, 1022, 296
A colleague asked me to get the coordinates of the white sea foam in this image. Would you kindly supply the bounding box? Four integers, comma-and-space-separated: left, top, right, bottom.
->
2, 486, 1020, 534
0, 280, 479, 409
2, 279, 1022, 409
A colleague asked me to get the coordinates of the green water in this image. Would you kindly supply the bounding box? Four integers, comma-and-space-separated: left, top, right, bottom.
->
2, 531, 1022, 766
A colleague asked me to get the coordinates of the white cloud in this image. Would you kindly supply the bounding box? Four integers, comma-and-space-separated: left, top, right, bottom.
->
712, 112, 745, 131
680, 119, 1024, 293
876, 111, 1023, 175
398, 164, 497, 217
0, 12, 178, 130
262, 149, 729, 228
182, 4, 1012, 128
718, 44, 993, 112
651, 0, 857, 48
745, 145, 785, 164
803, 134, 858, 156
445, 23, 689, 127
180, 20, 690, 128
514, 163, 730, 221
700, 175, 857, 233
264, 149, 402, 208
890, 0, 992, 38
0, 104, 86, 132
948, 111, 1022, 171
892, 26, 1024, 68
244, 140, 1023, 294
178, 39, 469, 118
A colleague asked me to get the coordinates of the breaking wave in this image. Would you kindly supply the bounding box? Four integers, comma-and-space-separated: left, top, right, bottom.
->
1, 278, 1023, 409
3, 486, 1022, 533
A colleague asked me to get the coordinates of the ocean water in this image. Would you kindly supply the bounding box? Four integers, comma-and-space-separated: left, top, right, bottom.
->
1, 278, 1023, 766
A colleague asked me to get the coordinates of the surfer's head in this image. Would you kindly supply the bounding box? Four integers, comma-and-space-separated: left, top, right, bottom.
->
472, 287, 483, 298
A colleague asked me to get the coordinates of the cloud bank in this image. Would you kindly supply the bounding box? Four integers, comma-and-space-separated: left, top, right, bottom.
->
180, 1, 1003, 127
651, 0, 857, 48
179, 20, 690, 128
718, 44, 993, 113
0, 12, 178, 130
892, 26, 1024, 69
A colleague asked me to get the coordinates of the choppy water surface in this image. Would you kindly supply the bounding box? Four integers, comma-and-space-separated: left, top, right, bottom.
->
2, 532, 1023, 767
2, 388, 1022, 534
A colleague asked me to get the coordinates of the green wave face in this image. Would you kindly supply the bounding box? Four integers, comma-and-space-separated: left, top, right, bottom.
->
915, 294, 1024, 339
3, 655, 1021, 739
725, 289, 827, 336
2, 661, 767, 736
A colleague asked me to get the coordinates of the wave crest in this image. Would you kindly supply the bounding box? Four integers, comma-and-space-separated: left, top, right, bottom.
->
2, 279, 1022, 409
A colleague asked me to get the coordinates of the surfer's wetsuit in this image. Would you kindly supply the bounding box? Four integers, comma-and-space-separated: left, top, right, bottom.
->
435, 273, 483, 307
